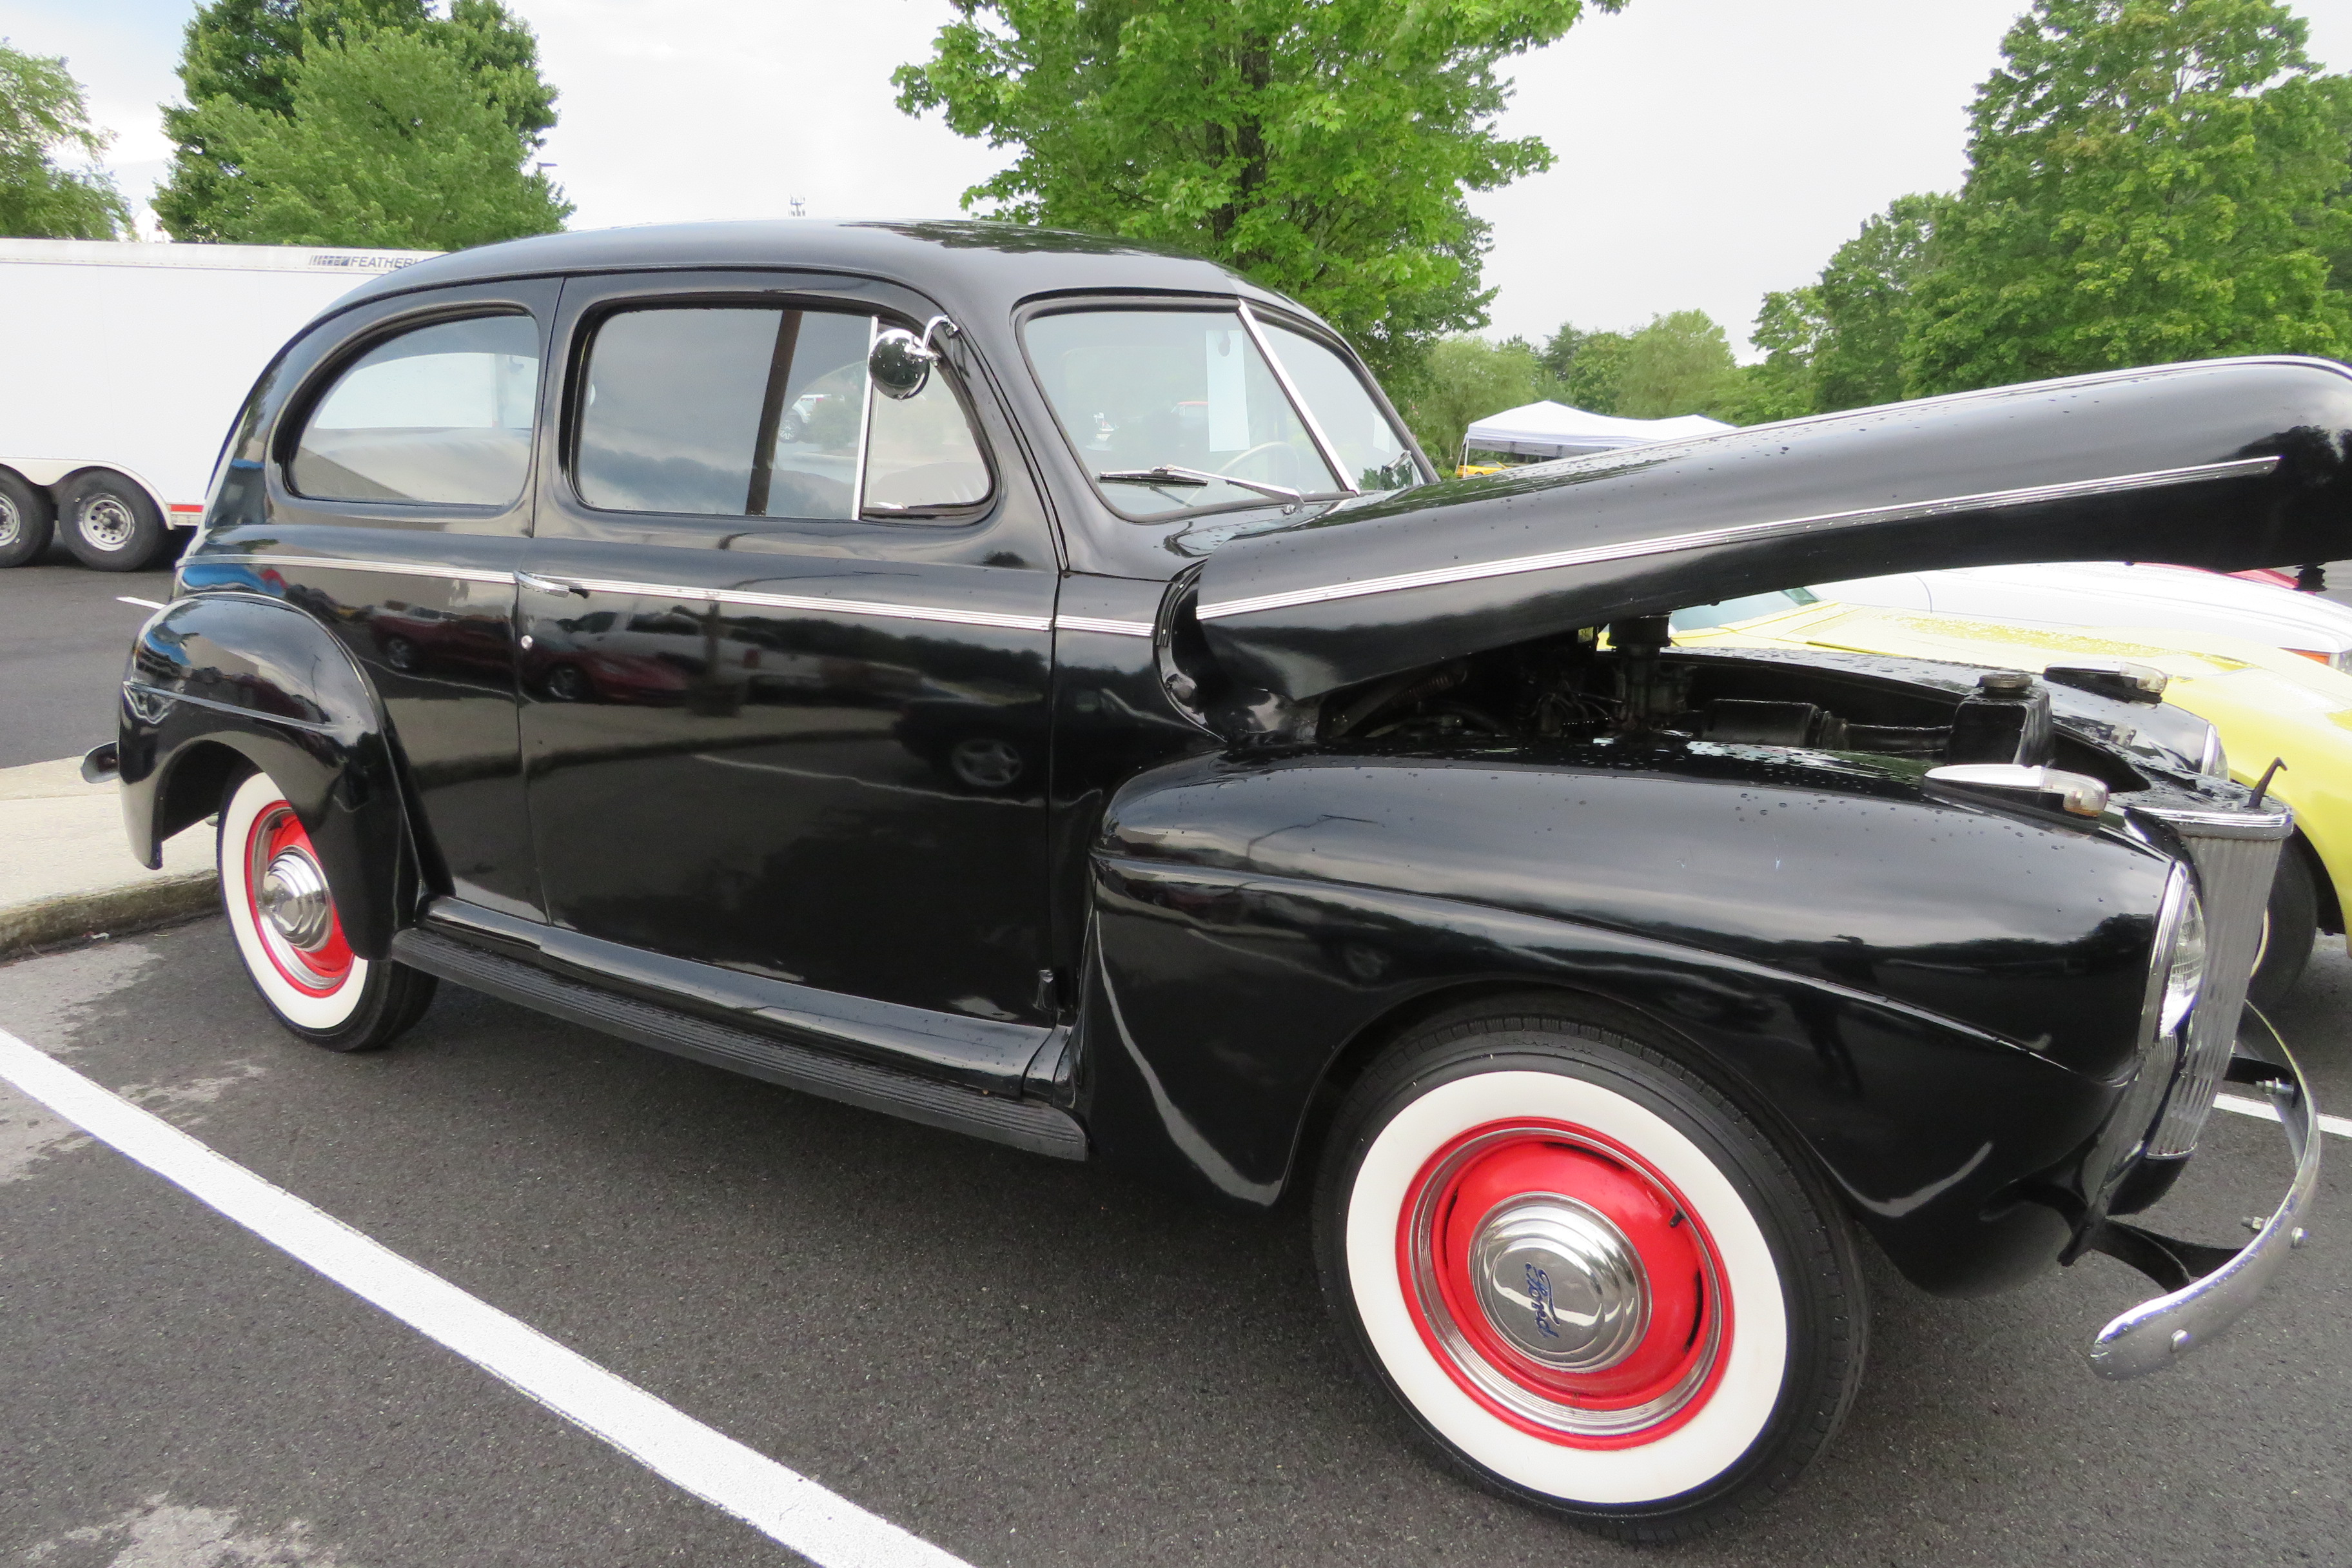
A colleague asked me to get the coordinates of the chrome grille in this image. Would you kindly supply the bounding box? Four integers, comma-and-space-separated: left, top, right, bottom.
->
2135, 803, 2292, 1157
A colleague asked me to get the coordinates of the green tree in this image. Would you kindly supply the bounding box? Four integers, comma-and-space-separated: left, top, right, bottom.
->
1538, 322, 1631, 413
893, 0, 1622, 384
157, 0, 561, 245
1614, 308, 1736, 418
1814, 193, 1948, 408
1908, 0, 2352, 396
0, 43, 132, 239
1717, 193, 1951, 424
1714, 287, 1825, 425
1402, 333, 1540, 465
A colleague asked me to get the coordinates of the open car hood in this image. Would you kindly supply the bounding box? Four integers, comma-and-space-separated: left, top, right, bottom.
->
1192, 357, 2352, 700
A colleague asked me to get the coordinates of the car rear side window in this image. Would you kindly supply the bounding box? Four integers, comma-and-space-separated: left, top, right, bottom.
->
289, 315, 539, 505
573, 304, 991, 522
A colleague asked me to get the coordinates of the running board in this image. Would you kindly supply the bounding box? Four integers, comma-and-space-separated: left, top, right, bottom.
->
389, 928, 1088, 1161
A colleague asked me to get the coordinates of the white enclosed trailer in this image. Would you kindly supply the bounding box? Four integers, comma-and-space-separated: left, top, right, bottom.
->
0, 238, 436, 571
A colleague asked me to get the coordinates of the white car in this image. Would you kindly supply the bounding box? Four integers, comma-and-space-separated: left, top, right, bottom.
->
1816, 560, 2352, 671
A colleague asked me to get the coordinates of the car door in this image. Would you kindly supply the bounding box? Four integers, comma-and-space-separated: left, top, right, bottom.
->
183, 282, 551, 918
517, 270, 1063, 1027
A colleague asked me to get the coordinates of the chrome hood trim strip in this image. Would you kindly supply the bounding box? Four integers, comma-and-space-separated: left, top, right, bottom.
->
1196, 456, 2280, 623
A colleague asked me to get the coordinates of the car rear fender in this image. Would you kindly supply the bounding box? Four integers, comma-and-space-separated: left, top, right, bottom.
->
115, 591, 414, 957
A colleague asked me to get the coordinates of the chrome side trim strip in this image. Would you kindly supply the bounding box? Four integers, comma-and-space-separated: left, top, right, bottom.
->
1053, 614, 1154, 638
190, 553, 514, 587
1194, 455, 2283, 622
541, 573, 1056, 634
193, 553, 1057, 633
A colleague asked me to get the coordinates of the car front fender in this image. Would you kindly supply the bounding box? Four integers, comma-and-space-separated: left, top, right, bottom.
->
1079, 748, 2180, 1297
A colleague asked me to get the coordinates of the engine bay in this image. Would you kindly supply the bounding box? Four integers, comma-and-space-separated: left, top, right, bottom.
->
1169, 607, 2175, 786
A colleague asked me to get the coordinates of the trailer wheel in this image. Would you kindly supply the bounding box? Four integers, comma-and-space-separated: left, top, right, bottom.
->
0, 470, 55, 568
59, 471, 168, 571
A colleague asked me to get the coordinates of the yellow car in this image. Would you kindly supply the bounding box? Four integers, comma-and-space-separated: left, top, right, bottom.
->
1672, 589, 2352, 1004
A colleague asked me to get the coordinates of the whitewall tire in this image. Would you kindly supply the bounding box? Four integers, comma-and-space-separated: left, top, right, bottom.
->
1313, 997, 1866, 1542
218, 769, 435, 1051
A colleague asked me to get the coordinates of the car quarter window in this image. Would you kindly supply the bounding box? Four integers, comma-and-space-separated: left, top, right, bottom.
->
864, 371, 991, 514
573, 302, 992, 522
289, 314, 539, 505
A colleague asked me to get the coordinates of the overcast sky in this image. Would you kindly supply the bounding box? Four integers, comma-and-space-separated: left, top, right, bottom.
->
14, 0, 2352, 355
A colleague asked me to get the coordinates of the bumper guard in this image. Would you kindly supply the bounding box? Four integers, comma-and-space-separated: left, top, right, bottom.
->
2086, 1028, 2320, 1378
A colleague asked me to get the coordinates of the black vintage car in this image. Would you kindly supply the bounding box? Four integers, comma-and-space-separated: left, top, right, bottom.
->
91, 221, 2328, 1540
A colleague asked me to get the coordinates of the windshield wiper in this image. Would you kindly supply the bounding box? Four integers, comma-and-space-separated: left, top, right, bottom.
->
1096, 466, 1303, 506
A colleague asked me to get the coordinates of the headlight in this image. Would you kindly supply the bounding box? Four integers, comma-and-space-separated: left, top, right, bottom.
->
2157, 871, 2205, 1037
2198, 724, 2227, 779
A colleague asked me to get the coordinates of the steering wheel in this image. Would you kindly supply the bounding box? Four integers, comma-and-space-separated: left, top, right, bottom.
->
1217, 441, 1304, 484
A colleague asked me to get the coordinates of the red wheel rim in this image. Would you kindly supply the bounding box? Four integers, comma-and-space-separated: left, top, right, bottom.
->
243, 800, 354, 995
1395, 1118, 1731, 1449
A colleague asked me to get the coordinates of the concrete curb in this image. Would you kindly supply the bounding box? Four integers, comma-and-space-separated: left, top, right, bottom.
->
0, 872, 220, 960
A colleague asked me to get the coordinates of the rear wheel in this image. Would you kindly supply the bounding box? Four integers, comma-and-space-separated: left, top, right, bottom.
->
59, 471, 168, 571
1313, 997, 1866, 1542
218, 770, 435, 1051
0, 470, 54, 568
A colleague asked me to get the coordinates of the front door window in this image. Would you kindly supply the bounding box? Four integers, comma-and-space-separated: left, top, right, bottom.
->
573, 304, 992, 524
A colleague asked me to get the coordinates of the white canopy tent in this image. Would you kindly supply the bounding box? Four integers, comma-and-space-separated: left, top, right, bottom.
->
1462, 400, 1732, 460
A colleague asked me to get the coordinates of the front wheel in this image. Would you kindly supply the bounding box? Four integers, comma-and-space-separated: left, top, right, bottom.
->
2248, 843, 2320, 1011
1313, 998, 1866, 1542
219, 769, 435, 1051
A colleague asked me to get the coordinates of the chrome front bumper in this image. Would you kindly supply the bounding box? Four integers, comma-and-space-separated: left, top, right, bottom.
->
2087, 1034, 2321, 1378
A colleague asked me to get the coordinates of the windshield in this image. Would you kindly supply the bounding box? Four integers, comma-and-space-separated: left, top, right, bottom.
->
1024, 307, 1413, 518
1669, 587, 1820, 632
1257, 321, 1419, 491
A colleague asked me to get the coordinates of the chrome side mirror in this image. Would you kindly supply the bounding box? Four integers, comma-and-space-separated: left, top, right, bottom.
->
868, 328, 937, 401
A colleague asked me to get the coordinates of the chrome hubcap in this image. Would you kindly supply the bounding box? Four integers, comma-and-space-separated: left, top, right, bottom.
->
1469, 1197, 1651, 1372
0, 496, 19, 548
78, 496, 135, 550
259, 849, 334, 950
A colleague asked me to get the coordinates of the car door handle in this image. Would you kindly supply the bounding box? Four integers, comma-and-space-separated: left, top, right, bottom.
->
515, 571, 589, 597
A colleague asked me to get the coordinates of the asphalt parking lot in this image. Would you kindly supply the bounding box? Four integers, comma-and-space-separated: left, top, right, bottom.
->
0, 554, 181, 769
0, 914, 2346, 1568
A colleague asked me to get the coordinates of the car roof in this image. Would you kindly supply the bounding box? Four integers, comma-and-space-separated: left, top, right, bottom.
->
329, 218, 1301, 325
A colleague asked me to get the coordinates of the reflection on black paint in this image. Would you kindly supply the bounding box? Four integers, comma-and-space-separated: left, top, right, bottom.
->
520, 587, 1054, 1022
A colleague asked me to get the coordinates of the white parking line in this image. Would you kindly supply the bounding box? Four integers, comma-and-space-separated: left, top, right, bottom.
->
115, 595, 166, 610
0, 1028, 974, 1568
2214, 1091, 2352, 1140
